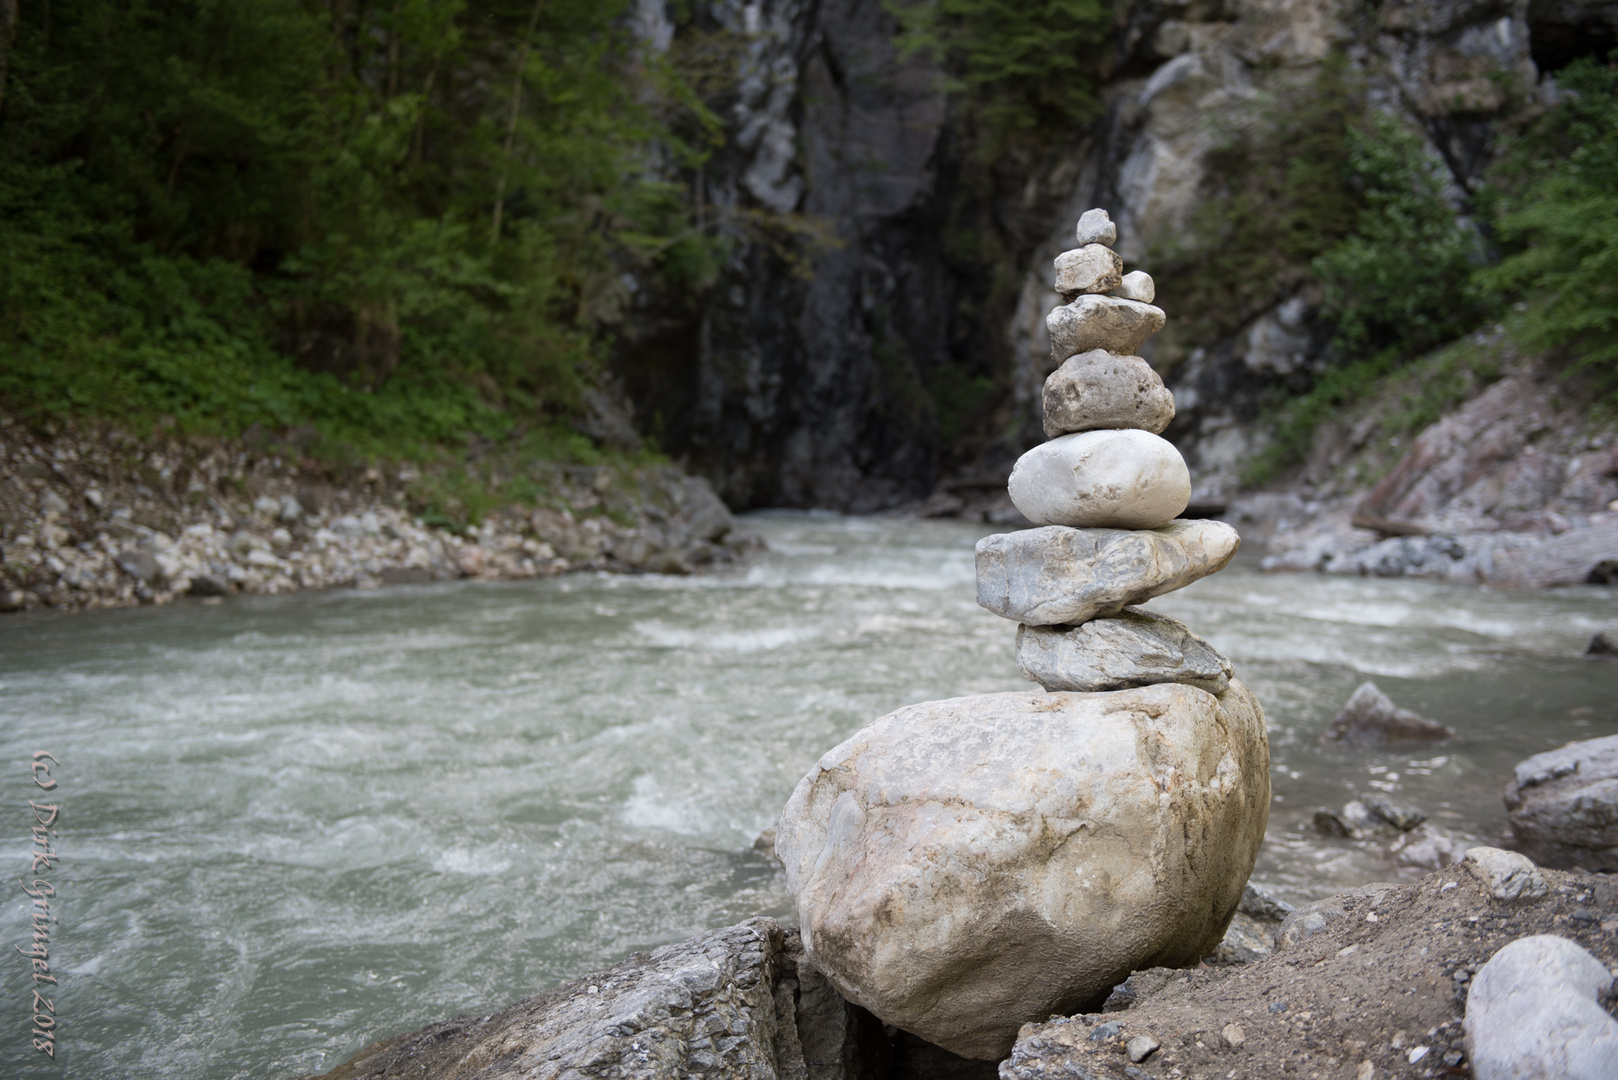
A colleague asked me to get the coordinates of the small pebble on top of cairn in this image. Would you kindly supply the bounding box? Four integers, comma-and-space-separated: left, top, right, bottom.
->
775, 209, 1268, 1062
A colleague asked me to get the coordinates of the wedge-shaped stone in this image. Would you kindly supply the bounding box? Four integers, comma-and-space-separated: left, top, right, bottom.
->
1043, 349, 1175, 437
1048, 295, 1166, 360
1054, 244, 1123, 296
777, 681, 1270, 1060
1016, 608, 1232, 693
976, 519, 1240, 626
1008, 429, 1189, 529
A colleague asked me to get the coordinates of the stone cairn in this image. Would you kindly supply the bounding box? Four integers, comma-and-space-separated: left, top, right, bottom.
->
776, 209, 1270, 1061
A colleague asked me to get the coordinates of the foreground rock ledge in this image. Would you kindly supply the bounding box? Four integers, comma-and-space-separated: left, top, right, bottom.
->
775, 682, 1269, 1060
1001, 861, 1618, 1080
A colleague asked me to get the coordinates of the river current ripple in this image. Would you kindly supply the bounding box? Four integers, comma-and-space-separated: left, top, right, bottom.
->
1, 512, 1615, 1078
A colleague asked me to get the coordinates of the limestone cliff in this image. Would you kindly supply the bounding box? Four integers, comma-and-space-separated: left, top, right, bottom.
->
610, 0, 1616, 514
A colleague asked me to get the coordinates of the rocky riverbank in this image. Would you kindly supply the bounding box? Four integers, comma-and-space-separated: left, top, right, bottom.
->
0, 413, 758, 614
303, 851, 1618, 1080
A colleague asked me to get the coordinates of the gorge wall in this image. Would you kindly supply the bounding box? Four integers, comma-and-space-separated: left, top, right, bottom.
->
609, 0, 1618, 512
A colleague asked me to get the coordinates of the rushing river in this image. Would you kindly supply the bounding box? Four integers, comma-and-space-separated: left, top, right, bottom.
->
1, 512, 1615, 1078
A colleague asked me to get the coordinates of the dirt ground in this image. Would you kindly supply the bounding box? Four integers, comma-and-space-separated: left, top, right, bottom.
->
1000, 861, 1618, 1080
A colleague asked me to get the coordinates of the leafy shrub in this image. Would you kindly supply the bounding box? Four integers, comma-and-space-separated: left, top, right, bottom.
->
1478, 51, 1618, 388
1312, 112, 1485, 362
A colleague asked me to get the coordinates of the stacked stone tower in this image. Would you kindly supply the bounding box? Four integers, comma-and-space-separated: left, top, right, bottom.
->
980, 207, 1242, 695
776, 210, 1269, 1062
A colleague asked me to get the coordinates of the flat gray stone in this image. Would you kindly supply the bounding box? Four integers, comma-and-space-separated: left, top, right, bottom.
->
1015, 608, 1232, 693
976, 519, 1241, 627
1115, 270, 1155, 303
776, 682, 1270, 1061
1054, 244, 1123, 296
1465, 935, 1618, 1080
1008, 430, 1190, 530
1042, 349, 1175, 437
1503, 735, 1618, 871
1047, 295, 1166, 361
1076, 207, 1117, 246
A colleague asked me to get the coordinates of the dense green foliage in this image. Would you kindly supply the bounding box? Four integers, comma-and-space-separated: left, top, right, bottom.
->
1312, 112, 1484, 361
1480, 53, 1618, 378
1151, 56, 1364, 350
0, 0, 721, 458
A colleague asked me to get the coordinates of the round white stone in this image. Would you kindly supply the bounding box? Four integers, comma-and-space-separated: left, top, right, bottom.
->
1008, 430, 1190, 529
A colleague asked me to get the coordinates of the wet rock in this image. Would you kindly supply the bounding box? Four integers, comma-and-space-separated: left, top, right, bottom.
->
1015, 609, 1231, 693
1463, 846, 1548, 901
1054, 244, 1124, 296
1047, 295, 1167, 361
1007, 430, 1190, 530
1041, 350, 1174, 438
1075, 208, 1116, 247
1503, 735, 1618, 871
1114, 271, 1155, 304
1388, 822, 1462, 871
187, 574, 229, 598
1320, 682, 1456, 748
1586, 631, 1618, 656
1362, 795, 1427, 832
306, 917, 876, 1080
1464, 935, 1618, 1080
975, 520, 1241, 627
775, 682, 1269, 1060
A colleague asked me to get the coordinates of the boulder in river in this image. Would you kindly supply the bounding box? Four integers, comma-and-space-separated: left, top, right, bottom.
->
1503, 734, 1618, 871
1586, 630, 1617, 656
1319, 681, 1456, 748
975, 520, 1240, 627
1015, 609, 1231, 694
775, 682, 1270, 1060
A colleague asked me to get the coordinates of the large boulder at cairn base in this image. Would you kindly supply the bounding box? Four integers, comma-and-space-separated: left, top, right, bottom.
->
775, 682, 1270, 1060
976, 520, 1240, 626
1504, 735, 1618, 871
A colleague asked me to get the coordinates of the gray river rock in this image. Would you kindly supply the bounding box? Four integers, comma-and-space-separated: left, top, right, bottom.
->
975, 519, 1240, 625
775, 682, 1269, 1060
1041, 350, 1174, 438
1503, 734, 1618, 871
1046, 295, 1167, 361
1465, 934, 1618, 1080
1015, 609, 1232, 693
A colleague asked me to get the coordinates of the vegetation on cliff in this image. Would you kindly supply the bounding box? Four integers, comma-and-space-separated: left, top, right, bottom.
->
0, 0, 725, 465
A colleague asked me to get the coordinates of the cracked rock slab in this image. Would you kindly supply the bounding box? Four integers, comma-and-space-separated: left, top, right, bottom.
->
776, 682, 1270, 1061
1042, 350, 1175, 437
976, 520, 1241, 627
1015, 608, 1232, 693
1503, 734, 1618, 871
1047, 295, 1165, 361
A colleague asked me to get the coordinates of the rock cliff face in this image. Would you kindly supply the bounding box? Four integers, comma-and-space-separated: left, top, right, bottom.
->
611, 0, 1613, 512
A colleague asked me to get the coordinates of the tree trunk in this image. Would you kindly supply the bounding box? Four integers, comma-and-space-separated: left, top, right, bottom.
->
490, 0, 544, 247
